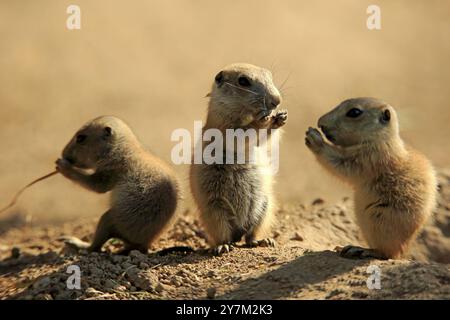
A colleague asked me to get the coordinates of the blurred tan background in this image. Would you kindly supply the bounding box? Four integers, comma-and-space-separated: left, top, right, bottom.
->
0, 0, 449, 223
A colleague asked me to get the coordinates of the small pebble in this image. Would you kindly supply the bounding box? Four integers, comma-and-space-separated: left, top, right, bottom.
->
206, 287, 216, 299
312, 198, 325, 205
33, 276, 51, 289
291, 232, 304, 241
85, 287, 103, 297
11, 247, 21, 259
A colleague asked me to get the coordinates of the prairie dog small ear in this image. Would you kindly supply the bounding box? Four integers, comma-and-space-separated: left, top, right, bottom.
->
380, 109, 391, 124
103, 126, 112, 138
214, 71, 224, 87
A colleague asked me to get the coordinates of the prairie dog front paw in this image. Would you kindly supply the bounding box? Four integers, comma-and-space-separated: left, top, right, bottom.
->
271, 109, 288, 129
254, 109, 288, 129
305, 127, 325, 153
55, 158, 77, 179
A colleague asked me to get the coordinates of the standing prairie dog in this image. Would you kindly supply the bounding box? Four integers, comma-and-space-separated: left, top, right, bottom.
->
305, 97, 437, 259
190, 63, 288, 255
56, 116, 179, 254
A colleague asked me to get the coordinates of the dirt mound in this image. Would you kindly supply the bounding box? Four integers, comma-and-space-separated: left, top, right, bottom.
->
0, 172, 449, 300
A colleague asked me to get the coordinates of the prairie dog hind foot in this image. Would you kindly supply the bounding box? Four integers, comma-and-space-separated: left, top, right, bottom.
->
246, 237, 276, 248
337, 245, 387, 260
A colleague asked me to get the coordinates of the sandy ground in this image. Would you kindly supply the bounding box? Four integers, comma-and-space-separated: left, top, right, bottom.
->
0, 170, 448, 300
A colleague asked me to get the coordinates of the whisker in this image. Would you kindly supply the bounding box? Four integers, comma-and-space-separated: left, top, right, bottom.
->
279, 71, 292, 91
279, 85, 296, 93
224, 82, 259, 95
270, 60, 278, 76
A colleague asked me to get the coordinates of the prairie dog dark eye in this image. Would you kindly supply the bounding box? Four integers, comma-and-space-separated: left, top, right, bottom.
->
76, 134, 87, 144
380, 109, 391, 123
346, 108, 363, 118
238, 76, 251, 87
214, 71, 224, 85
104, 126, 112, 137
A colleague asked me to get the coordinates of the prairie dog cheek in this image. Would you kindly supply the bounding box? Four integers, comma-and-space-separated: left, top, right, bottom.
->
240, 113, 255, 126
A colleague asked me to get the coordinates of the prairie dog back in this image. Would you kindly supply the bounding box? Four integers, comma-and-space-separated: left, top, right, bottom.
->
57, 115, 179, 254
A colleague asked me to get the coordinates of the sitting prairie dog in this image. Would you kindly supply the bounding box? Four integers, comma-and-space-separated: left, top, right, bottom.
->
190, 63, 288, 255
305, 97, 437, 259
56, 116, 179, 254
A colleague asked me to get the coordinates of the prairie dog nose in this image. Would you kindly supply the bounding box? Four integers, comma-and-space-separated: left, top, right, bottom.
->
64, 156, 75, 164
269, 94, 281, 109
318, 115, 327, 128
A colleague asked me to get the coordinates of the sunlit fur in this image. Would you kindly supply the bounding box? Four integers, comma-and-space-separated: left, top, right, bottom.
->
59, 116, 179, 253
307, 98, 437, 259
190, 63, 286, 249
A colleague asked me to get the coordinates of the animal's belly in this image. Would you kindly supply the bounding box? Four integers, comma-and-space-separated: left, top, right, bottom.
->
198, 164, 267, 225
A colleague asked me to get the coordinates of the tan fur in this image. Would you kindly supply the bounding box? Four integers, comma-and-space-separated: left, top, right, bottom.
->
56, 116, 179, 254
190, 63, 287, 252
306, 97, 437, 259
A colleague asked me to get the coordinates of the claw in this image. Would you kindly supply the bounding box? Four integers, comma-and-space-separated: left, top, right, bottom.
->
211, 243, 234, 256
58, 236, 90, 250
260, 238, 276, 247
272, 110, 288, 128
305, 127, 324, 152
247, 238, 276, 248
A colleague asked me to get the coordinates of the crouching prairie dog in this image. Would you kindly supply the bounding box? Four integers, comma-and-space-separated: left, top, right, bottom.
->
305, 97, 437, 259
57, 116, 179, 254
190, 63, 288, 255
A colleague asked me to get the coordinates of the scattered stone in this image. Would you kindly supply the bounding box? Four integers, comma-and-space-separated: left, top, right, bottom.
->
104, 279, 117, 290
114, 285, 127, 292
312, 198, 325, 205
11, 247, 21, 259
89, 266, 103, 276
85, 287, 103, 297
54, 291, 79, 300
351, 291, 369, 299
129, 250, 147, 263
272, 230, 281, 238
170, 277, 182, 287
36, 293, 53, 300
291, 232, 304, 241
207, 270, 217, 277
126, 267, 158, 291
325, 289, 343, 299
206, 287, 216, 299
121, 262, 134, 270
264, 256, 278, 263
33, 276, 51, 289
111, 255, 126, 264
155, 282, 169, 293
